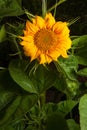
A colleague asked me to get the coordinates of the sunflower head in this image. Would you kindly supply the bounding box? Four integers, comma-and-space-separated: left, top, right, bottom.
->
19, 13, 72, 64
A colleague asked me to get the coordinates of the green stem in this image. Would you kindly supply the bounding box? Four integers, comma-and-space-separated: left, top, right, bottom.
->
13, 37, 22, 60
40, 92, 46, 108
53, 0, 58, 17
47, 0, 66, 12
42, 0, 47, 18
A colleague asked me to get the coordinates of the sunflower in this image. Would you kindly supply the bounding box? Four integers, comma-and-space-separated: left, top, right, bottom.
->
19, 13, 72, 64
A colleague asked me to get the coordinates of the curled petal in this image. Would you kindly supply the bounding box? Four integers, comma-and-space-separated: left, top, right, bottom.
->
26, 20, 39, 34
32, 16, 45, 29
53, 22, 69, 35
45, 13, 55, 29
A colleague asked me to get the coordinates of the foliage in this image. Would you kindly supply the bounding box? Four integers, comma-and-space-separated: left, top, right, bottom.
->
0, 0, 87, 130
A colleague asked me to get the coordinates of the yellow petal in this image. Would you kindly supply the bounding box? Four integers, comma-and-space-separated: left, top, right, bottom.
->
39, 53, 52, 64
58, 38, 72, 50
45, 13, 55, 29
24, 44, 38, 61
53, 22, 67, 33
39, 54, 46, 64
26, 20, 39, 34
61, 51, 68, 58
19, 35, 34, 42
33, 16, 45, 29
48, 49, 60, 61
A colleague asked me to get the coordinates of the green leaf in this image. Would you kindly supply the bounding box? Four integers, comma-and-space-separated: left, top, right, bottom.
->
72, 36, 81, 46
57, 55, 78, 80
54, 76, 67, 94
72, 35, 87, 66
0, 69, 38, 127
45, 112, 69, 130
0, 0, 24, 18
29, 64, 56, 93
77, 68, 87, 77
73, 35, 87, 58
67, 119, 80, 130
0, 120, 25, 130
54, 75, 79, 97
0, 70, 21, 111
0, 70, 27, 94
65, 79, 79, 97
0, 25, 6, 43
13, 94, 38, 119
25, 125, 37, 130
9, 60, 37, 94
0, 126, 15, 130
44, 100, 78, 117
0, 91, 14, 111
76, 56, 87, 66
0, 96, 21, 126
79, 94, 87, 130
57, 100, 78, 116
0, 94, 38, 127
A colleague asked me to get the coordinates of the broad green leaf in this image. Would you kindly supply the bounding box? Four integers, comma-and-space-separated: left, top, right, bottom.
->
54, 76, 67, 94
0, 25, 6, 43
0, 0, 24, 18
0, 120, 25, 130
0, 70, 27, 94
9, 60, 37, 94
76, 56, 87, 66
73, 35, 87, 58
44, 100, 78, 117
65, 79, 79, 97
45, 112, 69, 130
0, 96, 21, 126
0, 91, 14, 111
77, 68, 87, 77
25, 125, 37, 130
79, 94, 87, 130
57, 100, 78, 116
29, 64, 57, 93
0, 70, 21, 111
13, 94, 38, 119
12, 120, 25, 130
72, 36, 81, 46
0, 69, 38, 127
54, 75, 79, 97
56, 55, 78, 80
72, 35, 87, 66
0, 126, 15, 130
0, 94, 38, 127
67, 119, 80, 130
3, 94, 38, 127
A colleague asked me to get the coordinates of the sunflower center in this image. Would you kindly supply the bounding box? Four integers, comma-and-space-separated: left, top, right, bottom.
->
34, 29, 57, 51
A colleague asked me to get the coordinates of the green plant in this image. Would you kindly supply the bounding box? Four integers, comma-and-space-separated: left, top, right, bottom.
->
0, 0, 87, 130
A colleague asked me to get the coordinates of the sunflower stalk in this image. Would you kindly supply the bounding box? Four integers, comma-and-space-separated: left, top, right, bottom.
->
40, 92, 46, 108
53, 0, 58, 17
42, 0, 47, 18
47, 0, 67, 12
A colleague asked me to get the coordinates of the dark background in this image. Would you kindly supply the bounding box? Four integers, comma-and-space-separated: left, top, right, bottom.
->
23, 0, 87, 35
